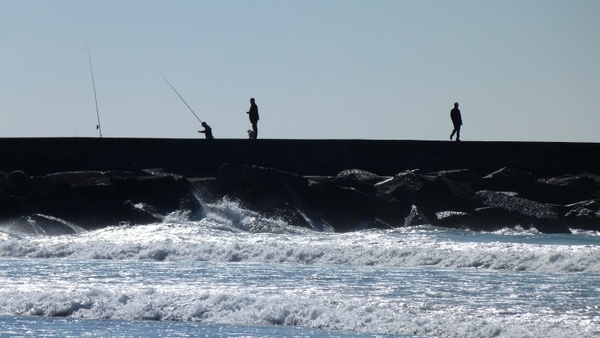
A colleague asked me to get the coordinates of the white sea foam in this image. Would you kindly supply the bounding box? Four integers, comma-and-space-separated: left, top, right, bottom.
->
1, 196, 599, 337
1, 202, 599, 273
0, 258, 597, 338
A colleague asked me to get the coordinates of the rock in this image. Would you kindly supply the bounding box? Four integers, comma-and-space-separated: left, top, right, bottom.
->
542, 173, 599, 195
476, 190, 571, 234
519, 181, 595, 205
215, 165, 325, 229
472, 206, 530, 231
111, 175, 201, 216
336, 169, 387, 185
561, 200, 600, 231
0, 170, 202, 229
189, 177, 219, 203
333, 171, 409, 226
308, 180, 371, 232
530, 218, 571, 234
242, 165, 309, 193
0, 192, 36, 220
434, 211, 475, 229
1, 170, 41, 200
404, 205, 429, 226
534, 173, 599, 204
44, 171, 112, 187
244, 181, 320, 230
119, 200, 164, 225
215, 163, 250, 196
476, 190, 555, 218
376, 169, 476, 220
2, 163, 598, 234
435, 169, 480, 185
36, 182, 93, 224
471, 168, 593, 205
11, 214, 83, 236
472, 167, 535, 192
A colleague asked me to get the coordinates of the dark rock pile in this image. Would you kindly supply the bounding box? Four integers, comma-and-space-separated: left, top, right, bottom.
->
0, 170, 201, 235
1, 164, 599, 235
201, 164, 600, 234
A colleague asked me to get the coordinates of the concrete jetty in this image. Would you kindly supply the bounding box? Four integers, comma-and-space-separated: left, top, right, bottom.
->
1, 137, 599, 177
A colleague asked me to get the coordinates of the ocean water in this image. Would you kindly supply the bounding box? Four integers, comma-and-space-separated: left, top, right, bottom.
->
0, 196, 599, 337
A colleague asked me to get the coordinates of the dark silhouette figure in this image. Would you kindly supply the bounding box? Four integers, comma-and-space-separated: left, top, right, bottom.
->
246, 98, 259, 139
199, 122, 214, 139
450, 102, 462, 141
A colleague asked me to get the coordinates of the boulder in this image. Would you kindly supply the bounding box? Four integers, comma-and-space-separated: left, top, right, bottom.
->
35, 171, 175, 229
476, 190, 571, 234
10, 214, 83, 236
243, 181, 319, 230
36, 182, 94, 225
403, 205, 429, 227
471, 168, 594, 205
541, 173, 599, 195
472, 167, 535, 192
472, 206, 530, 231
333, 171, 409, 226
336, 169, 387, 185
0, 170, 202, 230
561, 200, 600, 231
376, 169, 476, 220
434, 211, 476, 229
242, 165, 309, 193
518, 181, 595, 205
434, 168, 480, 185
308, 180, 372, 232
215, 163, 250, 197
0, 191, 36, 220
111, 175, 200, 215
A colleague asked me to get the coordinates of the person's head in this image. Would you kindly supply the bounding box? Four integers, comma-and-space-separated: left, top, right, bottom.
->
454, 102, 459, 108
250, 98, 255, 104
202, 122, 207, 127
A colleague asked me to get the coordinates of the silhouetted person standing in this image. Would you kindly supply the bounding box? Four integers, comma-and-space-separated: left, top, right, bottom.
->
247, 98, 259, 139
199, 122, 214, 139
450, 102, 462, 141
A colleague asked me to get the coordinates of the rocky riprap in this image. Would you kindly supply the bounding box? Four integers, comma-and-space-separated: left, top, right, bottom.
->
0, 169, 200, 235
201, 164, 600, 234
1, 165, 599, 235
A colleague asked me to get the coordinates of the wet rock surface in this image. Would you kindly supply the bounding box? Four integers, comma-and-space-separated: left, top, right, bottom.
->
0, 170, 201, 232
1, 165, 599, 234
197, 165, 600, 233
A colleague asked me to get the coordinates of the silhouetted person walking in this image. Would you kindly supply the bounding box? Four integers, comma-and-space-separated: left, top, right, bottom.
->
450, 102, 462, 141
247, 97, 259, 139
199, 122, 214, 139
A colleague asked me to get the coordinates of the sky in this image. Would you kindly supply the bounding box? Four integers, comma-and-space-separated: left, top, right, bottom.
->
1, 0, 599, 141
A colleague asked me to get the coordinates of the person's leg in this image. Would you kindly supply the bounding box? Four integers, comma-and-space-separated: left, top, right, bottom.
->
252, 122, 258, 139
455, 126, 461, 141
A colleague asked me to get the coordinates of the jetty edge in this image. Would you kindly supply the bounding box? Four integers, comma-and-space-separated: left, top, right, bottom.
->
1, 137, 599, 177
1, 138, 599, 234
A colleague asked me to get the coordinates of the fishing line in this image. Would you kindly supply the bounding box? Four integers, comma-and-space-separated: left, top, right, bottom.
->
86, 45, 103, 138
158, 70, 203, 124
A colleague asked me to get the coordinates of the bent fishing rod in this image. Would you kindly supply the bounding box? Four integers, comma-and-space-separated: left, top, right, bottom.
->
158, 70, 203, 124
87, 45, 103, 138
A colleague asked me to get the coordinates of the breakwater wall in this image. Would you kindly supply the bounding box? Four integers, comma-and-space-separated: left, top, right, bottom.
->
1, 138, 599, 177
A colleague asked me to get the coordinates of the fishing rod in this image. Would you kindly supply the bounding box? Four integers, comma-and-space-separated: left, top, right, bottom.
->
86, 45, 103, 138
158, 70, 203, 124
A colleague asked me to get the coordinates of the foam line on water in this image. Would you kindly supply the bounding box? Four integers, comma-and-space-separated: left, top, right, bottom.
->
0, 259, 597, 337
1, 220, 599, 273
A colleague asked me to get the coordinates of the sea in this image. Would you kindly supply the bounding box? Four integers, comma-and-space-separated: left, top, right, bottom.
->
0, 194, 599, 338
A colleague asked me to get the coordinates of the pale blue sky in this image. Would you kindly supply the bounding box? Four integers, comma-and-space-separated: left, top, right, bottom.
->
1, 0, 599, 141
